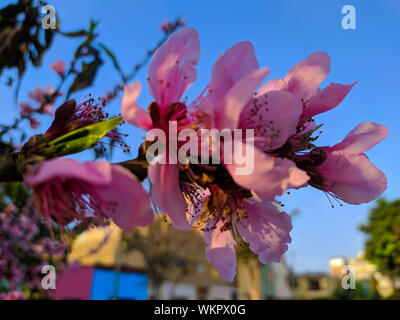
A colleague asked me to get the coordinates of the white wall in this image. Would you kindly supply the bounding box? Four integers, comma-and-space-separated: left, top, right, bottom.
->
149, 281, 197, 300
207, 285, 236, 300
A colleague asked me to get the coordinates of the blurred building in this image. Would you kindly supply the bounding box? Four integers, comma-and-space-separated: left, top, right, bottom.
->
53, 222, 237, 300
52, 220, 300, 300
260, 261, 293, 299
329, 251, 394, 298
291, 273, 337, 299
237, 258, 294, 299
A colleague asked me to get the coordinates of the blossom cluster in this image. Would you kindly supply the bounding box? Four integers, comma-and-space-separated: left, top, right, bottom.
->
17, 28, 387, 282
0, 205, 67, 296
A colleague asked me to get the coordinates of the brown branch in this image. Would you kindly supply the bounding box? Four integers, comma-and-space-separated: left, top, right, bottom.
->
0, 153, 148, 183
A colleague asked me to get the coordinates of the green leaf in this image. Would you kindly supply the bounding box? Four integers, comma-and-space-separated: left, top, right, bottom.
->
42, 117, 122, 158
89, 19, 99, 34
67, 55, 103, 95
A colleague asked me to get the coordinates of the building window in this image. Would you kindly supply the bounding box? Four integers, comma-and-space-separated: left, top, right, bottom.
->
308, 279, 320, 291
289, 275, 298, 288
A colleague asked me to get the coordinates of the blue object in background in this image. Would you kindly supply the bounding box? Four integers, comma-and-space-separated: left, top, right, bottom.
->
118, 272, 148, 300
91, 268, 148, 300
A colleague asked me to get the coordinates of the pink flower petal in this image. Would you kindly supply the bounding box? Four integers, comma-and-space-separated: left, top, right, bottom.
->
148, 159, 190, 231
215, 68, 270, 130
302, 82, 357, 119
204, 220, 237, 282
207, 41, 259, 107
317, 151, 387, 204
225, 142, 308, 201
287, 166, 310, 189
20, 102, 34, 117
283, 51, 330, 102
50, 60, 66, 76
147, 28, 200, 110
329, 122, 388, 154
29, 117, 40, 130
237, 201, 292, 264
25, 158, 112, 187
121, 82, 153, 130
94, 165, 154, 229
239, 90, 303, 150
43, 103, 54, 116
258, 78, 285, 95
26, 159, 153, 230
28, 85, 57, 104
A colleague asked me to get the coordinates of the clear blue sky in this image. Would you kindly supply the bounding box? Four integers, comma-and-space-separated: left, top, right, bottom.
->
1, 0, 399, 273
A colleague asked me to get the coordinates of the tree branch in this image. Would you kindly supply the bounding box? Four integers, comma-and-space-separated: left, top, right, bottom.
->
0, 155, 148, 184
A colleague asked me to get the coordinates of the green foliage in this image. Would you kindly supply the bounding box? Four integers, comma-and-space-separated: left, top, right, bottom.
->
388, 289, 400, 300
0, 3, 126, 102
360, 198, 400, 278
0, 0, 55, 78
42, 116, 122, 158
0, 182, 29, 211
67, 24, 103, 96
66, 20, 119, 97
330, 280, 381, 300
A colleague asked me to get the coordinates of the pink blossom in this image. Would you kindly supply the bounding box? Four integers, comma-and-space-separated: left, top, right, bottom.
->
0, 290, 26, 300
198, 41, 309, 202
122, 28, 200, 133
122, 28, 201, 231
28, 85, 57, 104
160, 20, 173, 33
19, 102, 34, 117
42, 103, 53, 116
45, 98, 106, 140
188, 186, 292, 282
315, 122, 388, 204
4, 204, 17, 214
50, 59, 66, 76
29, 117, 40, 130
25, 158, 154, 232
122, 28, 307, 231
160, 19, 186, 34
148, 153, 190, 230
259, 52, 356, 121
44, 98, 128, 151
119, 27, 389, 282
28, 85, 61, 116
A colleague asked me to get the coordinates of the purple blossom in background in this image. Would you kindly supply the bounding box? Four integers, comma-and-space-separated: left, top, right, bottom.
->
0, 205, 68, 297
0, 290, 26, 300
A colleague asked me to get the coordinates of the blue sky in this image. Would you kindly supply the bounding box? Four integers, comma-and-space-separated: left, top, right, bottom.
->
1, 0, 400, 273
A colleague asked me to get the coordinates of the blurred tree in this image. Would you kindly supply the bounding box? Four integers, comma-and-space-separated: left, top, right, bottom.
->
121, 216, 205, 299
0, 182, 29, 211
0, 0, 55, 79
360, 198, 400, 288
329, 280, 381, 300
